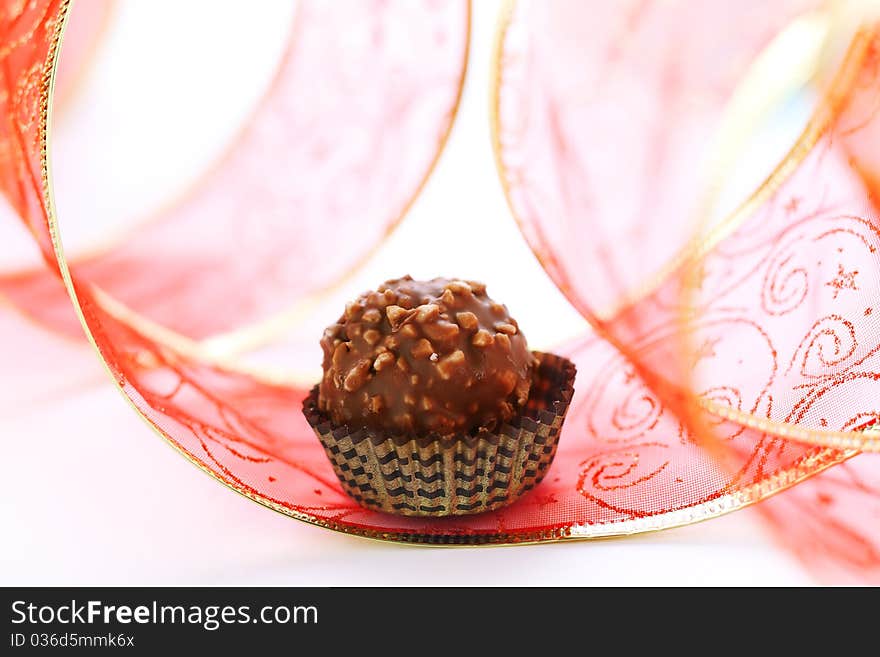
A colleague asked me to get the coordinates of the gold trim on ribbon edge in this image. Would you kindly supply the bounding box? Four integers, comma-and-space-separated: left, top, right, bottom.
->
679, 25, 880, 452
9, 0, 468, 386
34, 0, 851, 546
491, 0, 880, 453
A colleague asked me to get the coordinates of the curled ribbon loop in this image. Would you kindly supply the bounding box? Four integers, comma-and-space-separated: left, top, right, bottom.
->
3, 0, 880, 577
492, 0, 880, 575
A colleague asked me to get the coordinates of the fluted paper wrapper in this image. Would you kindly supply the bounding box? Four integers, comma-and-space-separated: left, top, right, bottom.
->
303, 352, 576, 516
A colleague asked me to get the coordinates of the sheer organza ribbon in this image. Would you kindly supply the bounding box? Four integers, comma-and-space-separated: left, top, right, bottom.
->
2, 0, 880, 580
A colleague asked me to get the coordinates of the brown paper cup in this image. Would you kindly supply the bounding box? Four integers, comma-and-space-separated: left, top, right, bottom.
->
302, 351, 576, 517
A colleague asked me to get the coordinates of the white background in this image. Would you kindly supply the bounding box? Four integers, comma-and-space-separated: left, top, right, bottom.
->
0, 0, 816, 585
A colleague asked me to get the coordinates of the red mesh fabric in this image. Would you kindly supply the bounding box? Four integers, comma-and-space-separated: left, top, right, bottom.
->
1, 0, 880, 581
493, 0, 880, 577
493, 0, 823, 321
0, 0, 469, 340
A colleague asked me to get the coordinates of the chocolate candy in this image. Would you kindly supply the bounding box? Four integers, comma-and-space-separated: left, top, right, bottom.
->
318, 276, 536, 435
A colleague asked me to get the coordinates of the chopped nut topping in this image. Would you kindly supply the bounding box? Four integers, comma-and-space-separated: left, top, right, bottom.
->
332, 342, 350, 368
386, 305, 409, 327
319, 276, 534, 435
362, 308, 382, 323
455, 311, 479, 330
331, 369, 343, 390
411, 338, 434, 359
345, 301, 362, 319
472, 329, 494, 347
423, 321, 460, 343
497, 370, 518, 394
373, 351, 395, 371
366, 292, 387, 308
446, 280, 472, 295
343, 360, 371, 392
415, 303, 440, 323
437, 350, 466, 380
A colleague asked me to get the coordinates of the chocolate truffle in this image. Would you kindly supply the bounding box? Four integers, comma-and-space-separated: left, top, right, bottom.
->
318, 276, 536, 435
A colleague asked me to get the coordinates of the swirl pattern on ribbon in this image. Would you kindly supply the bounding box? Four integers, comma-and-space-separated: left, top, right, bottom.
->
493, 0, 880, 578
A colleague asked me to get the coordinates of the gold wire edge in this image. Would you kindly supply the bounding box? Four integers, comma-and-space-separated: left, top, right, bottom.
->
0, 0, 305, 353
491, 1, 880, 453
699, 398, 880, 451
490, 0, 833, 322
37, 0, 853, 546
483, 0, 872, 543
0, 2, 121, 348
11, 0, 471, 382
145, 0, 476, 368
598, 8, 836, 322
91, 0, 474, 382
489, 0, 643, 324
682, 27, 880, 452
